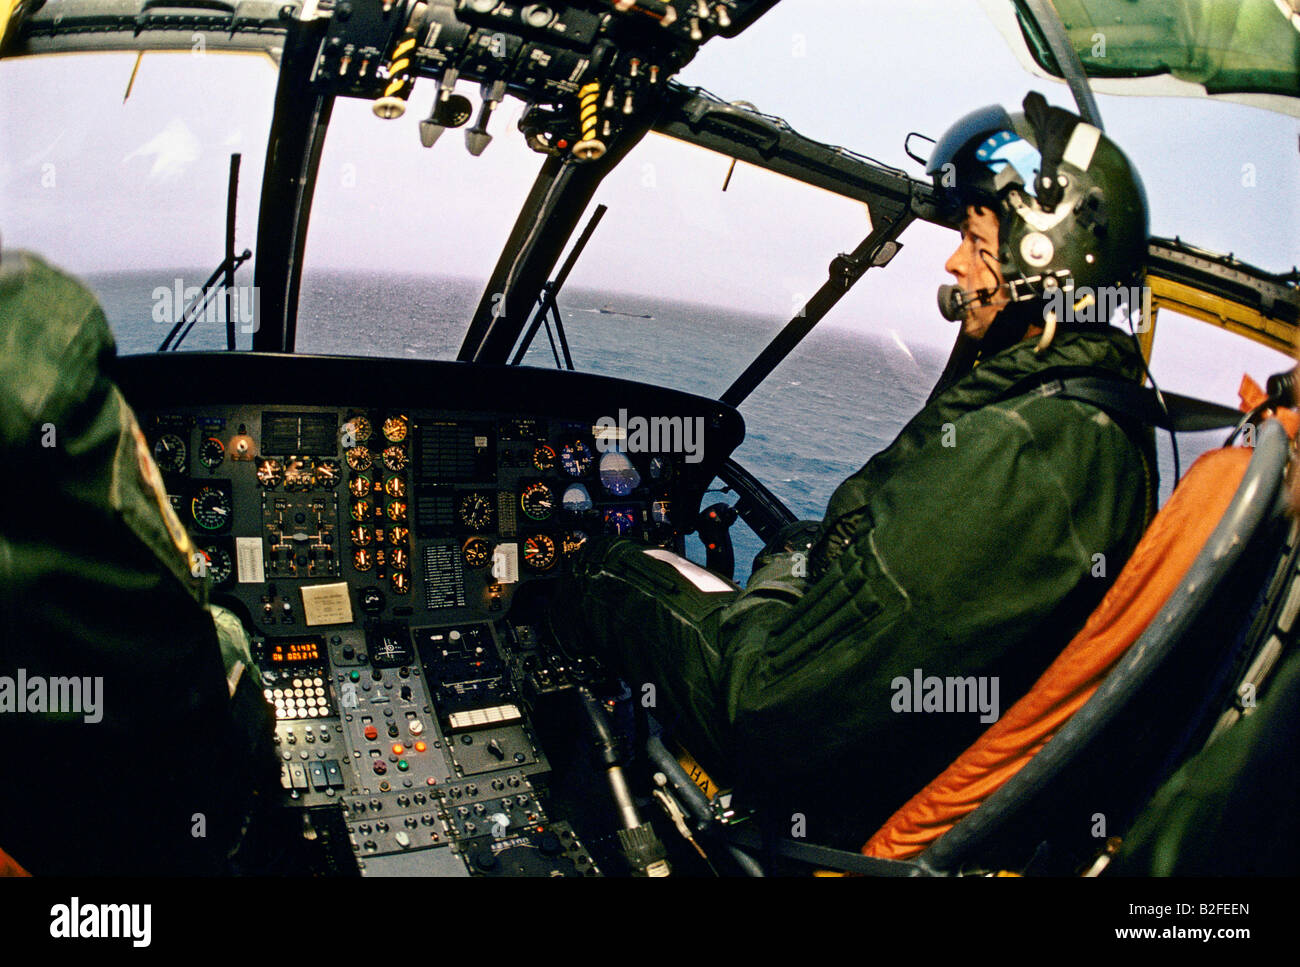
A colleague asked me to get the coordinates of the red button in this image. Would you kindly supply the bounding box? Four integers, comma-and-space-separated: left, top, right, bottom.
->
364, 725, 378, 741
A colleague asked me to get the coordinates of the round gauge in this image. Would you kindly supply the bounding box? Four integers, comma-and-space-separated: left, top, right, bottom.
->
191, 485, 232, 531
198, 437, 225, 470
353, 548, 374, 572
348, 475, 371, 499
648, 455, 672, 482
560, 440, 594, 477
462, 537, 491, 568
284, 456, 315, 491
523, 534, 557, 571
315, 459, 342, 488
603, 507, 636, 537
344, 415, 372, 446
599, 451, 642, 497
391, 547, 409, 570
520, 481, 555, 521
350, 499, 372, 522
386, 501, 408, 522
255, 457, 283, 489
197, 545, 233, 585
388, 526, 410, 546
346, 446, 373, 472
350, 524, 373, 546
391, 571, 411, 595
458, 493, 495, 531
153, 433, 187, 474
651, 499, 671, 525
562, 483, 593, 513
383, 446, 408, 473
561, 531, 588, 557
384, 476, 407, 498
382, 415, 409, 443
533, 445, 558, 472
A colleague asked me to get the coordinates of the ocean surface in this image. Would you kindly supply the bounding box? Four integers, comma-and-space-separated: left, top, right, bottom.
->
86, 268, 1221, 582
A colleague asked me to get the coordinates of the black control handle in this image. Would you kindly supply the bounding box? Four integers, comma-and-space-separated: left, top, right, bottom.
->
697, 502, 738, 581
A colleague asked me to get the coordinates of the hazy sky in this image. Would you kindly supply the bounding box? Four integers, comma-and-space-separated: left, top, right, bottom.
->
1, 0, 1297, 403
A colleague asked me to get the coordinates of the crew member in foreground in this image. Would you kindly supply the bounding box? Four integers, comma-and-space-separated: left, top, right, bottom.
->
553, 94, 1159, 846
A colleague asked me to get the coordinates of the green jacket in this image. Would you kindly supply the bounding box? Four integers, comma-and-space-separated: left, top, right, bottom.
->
726, 327, 1155, 839
570, 326, 1156, 845
0, 252, 275, 874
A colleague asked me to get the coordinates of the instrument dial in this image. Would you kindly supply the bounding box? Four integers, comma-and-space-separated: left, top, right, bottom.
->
382, 415, 409, 443
533, 445, 558, 472
603, 507, 636, 537
350, 525, 374, 546
153, 433, 187, 474
390, 547, 409, 570
648, 455, 672, 482
198, 437, 225, 470
382, 445, 408, 473
523, 534, 557, 571
197, 545, 233, 585
348, 475, 371, 499
462, 537, 491, 569
315, 459, 342, 488
343, 416, 372, 446
388, 526, 410, 546
386, 501, 408, 523
350, 499, 372, 522
562, 483, 593, 513
346, 446, 373, 472
560, 440, 594, 477
256, 457, 284, 488
191, 485, 232, 531
391, 571, 411, 595
520, 481, 555, 522
599, 451, 641, 497
458, 493, 495, 531
353, 548, 374, 572
384, 476, 407, 498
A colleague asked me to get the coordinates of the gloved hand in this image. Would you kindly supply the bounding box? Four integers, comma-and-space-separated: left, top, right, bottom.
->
750, 519, 821, 575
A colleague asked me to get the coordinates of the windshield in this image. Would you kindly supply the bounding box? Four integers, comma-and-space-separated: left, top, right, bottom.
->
0, 50, 277, 353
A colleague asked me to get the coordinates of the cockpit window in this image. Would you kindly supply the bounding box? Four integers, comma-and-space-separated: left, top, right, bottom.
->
0, 51, 277, 354
296, 92, 544, 360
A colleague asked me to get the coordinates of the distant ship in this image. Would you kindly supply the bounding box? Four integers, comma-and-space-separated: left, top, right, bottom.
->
598, 303, 654, 319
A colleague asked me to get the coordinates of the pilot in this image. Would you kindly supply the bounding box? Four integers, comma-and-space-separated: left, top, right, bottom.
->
0, 248, 278, 875
553, 94, 1159, 847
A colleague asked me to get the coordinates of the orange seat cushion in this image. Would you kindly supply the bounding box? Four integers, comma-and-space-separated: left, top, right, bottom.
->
864, 444, 1255, 860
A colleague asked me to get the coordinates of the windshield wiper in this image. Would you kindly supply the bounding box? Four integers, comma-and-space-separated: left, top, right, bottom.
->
510, 203, 609, 369
157, 248, 252, 352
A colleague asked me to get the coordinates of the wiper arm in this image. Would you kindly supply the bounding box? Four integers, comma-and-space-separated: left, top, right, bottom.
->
510, 203, 609, 369
157, 248, 252, 352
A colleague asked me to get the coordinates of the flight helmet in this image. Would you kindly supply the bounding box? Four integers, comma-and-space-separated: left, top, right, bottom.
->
927, 92, 1149, 325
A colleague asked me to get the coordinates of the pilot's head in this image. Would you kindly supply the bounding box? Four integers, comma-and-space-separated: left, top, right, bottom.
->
928, 92, 1149, 350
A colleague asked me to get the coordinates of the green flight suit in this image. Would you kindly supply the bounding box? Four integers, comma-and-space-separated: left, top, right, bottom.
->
559, 327, 1155, 846
0, 251, 276, 875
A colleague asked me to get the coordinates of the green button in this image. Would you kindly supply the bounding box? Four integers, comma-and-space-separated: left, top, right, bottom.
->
349, 670, 360, 682
398, 759, 409, 772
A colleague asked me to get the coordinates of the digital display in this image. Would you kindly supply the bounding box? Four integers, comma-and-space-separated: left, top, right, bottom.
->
266, 636, 325, 666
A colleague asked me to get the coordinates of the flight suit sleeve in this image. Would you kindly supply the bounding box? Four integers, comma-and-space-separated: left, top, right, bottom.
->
719, 395, 1149, 828
0, 252, 274, 874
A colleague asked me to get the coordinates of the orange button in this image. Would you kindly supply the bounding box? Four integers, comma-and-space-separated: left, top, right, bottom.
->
414, 741, 427, 752
363, 725, 378, 741
392, 743, 405, 755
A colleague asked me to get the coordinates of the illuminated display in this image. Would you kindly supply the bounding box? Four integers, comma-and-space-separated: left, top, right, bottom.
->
267, 637, 325, 665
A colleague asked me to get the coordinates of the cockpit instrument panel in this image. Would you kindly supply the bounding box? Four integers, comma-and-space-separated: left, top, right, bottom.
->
119, 353, 743, 877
